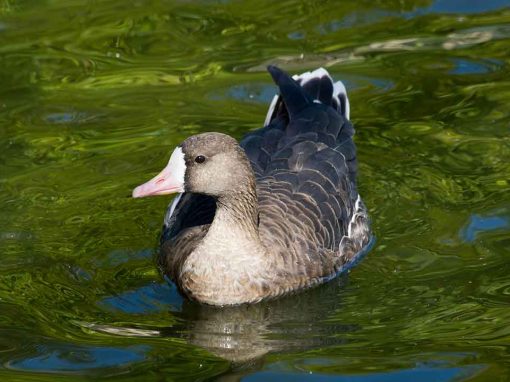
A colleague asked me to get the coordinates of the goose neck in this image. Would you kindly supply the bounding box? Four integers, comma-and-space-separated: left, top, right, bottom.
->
213, 184, 259, 238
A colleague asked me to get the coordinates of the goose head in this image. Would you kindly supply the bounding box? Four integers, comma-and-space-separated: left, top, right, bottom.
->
132, 132, 253, 199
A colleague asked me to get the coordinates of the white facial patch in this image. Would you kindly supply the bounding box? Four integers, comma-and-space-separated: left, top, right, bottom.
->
132, 145, 188, 198
167, 146, 186, 191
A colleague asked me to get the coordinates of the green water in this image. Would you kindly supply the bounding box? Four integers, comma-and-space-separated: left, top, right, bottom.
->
1, 0, 510, 380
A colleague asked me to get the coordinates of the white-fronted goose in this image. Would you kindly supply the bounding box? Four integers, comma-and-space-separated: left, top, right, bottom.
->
133, 66, 371, 306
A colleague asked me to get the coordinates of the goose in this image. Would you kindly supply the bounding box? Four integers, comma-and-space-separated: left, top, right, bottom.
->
132, 66, 371, 306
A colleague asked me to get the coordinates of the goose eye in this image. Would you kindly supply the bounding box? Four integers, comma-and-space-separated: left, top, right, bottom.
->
195, 155, 206, 164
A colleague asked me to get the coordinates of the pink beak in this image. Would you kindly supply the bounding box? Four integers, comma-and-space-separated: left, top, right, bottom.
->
132, 147, 186, 198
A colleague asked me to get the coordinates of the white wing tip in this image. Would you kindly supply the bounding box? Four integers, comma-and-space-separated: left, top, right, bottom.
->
293, 67, 331, 84
265, 67, 351, 125
264, 94, 279, 127
333, 80, 350, 120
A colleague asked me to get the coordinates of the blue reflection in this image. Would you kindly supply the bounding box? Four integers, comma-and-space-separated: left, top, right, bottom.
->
210, 84, 279, 104
427, 0, 510, 14
332, 76, 393, 93
288, 31, 306, 40
368, 77, 395, 92
460, 214, 509, 243
246, 363, 484, 382
44, 111, 94, 124
318, 0, 509, 36
210, 75, 392, 107
409, 0, 509, 17
318, 10, 392, 32
9, 344, 149, 372
99, 282, 183, 314
99, 248, 153, 267
449, 59, 500, 75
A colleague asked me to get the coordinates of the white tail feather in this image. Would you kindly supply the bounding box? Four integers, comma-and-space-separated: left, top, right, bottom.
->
264, 67, 351, 126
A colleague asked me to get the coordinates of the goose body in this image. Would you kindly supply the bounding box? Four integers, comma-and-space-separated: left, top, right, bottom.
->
133, 66, 371, 306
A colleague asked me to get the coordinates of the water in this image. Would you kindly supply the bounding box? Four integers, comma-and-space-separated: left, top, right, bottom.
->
1, 0, 509, 380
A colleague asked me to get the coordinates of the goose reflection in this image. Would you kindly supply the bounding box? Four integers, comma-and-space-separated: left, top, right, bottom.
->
164, 274, 359, 364
94, 272, 358, 364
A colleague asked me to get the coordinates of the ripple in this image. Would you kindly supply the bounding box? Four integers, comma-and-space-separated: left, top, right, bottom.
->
0, 231, 34, 241
44, 110, 100, 125
246, 53, 364, 72
97, 248, 153, 267
76, 321, 160, 337
6, 344, 149, 373
425, 0, 510, 14
287, 31, 305, 40
460, 213, 509, 243
252, 359, 484, 382
98, 282, 182, 314
208, 83, 277, 104
449, 58, 503, 75
355, 24, 510, 54
317, 10, 394, 34
480, 278, 510, 304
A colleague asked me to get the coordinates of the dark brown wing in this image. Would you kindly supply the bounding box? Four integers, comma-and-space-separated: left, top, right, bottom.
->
241, 67, 370, 281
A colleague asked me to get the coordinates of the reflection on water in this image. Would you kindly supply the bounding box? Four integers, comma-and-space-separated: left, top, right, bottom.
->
100, 282, 182, 314
8, 345, 149, 373
460, 213, 509, 243
246, 363, 484, 382
95, 276, 355, 363
177, 278, 356, 363
1, 0, 510, 380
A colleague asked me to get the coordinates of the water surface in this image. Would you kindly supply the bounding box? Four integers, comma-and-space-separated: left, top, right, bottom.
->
1, 0, 510, 380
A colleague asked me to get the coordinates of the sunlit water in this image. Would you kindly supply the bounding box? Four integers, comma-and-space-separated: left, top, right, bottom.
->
1, 0, 509, 380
